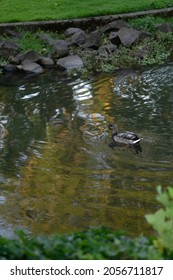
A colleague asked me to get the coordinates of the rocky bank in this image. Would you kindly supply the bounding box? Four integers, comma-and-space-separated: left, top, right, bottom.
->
0, 19, 173, 75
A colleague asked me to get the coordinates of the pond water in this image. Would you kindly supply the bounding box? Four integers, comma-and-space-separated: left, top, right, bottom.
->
0, 64, 173, 238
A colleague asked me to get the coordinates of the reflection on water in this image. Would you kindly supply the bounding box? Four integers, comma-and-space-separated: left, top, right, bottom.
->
0, 65, 173, 238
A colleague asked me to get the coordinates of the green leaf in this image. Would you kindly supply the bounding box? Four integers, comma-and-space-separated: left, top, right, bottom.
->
146, 209, 165, 227
168, 187, 173, 199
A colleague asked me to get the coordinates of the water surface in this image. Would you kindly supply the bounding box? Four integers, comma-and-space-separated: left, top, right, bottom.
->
0, 65, 173, 238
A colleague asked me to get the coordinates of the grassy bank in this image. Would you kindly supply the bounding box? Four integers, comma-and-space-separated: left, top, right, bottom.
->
0, 0, 171, 23
0, 15, 173, 74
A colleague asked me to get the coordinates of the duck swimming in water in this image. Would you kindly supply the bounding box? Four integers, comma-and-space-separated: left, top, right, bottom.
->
108, 124, 141, 145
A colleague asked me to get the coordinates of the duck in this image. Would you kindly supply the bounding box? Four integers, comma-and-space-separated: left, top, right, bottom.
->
108, 124, 141, 145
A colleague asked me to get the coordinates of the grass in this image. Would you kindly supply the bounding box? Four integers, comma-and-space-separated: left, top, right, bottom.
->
18, 31, 48, 53
0, 0, 171, 23
130, 15, 173, 31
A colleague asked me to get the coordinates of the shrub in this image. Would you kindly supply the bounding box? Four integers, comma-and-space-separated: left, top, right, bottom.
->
0, 227, 160, 260
146, 186, 173, 259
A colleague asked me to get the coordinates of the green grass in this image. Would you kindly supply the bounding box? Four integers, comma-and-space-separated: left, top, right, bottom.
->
0, 0, 171, 23
130, 15, 173, 31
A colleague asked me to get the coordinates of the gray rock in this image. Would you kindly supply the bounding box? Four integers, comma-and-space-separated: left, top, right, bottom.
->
0, 40, 20, 58
98, 47, 108, 58
82, 30, 101, 49
99, 43, 118, 58
155, 23, 173, 33
18, 60, 44, 74
39, 56, 54, 68
37, 33, 55, 45
16, 50, 40, 62
8, 55, 20, 65
71, 30, 86, 45
100, 19, 129, 34
57, 55, 84, 70
117, 27, 142, 47
6, 29, 22, 39
109, 32, 121, 46
37, 34, 69, 58
2, 63, 18, 73
133, 49, 145, 60
64, 27, 84, 36
109, 20, 129, 30
133, 47, 150, 60
52, 40, 69, 58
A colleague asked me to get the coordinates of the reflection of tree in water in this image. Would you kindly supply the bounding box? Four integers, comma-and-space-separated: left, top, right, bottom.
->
0, 73, 116, 176
0, 73, 75, 175
0, 66, 173, 236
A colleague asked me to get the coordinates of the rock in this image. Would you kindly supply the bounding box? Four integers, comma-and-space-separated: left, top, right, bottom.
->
133, 49, 145, 60
133, 47, 150, 60
38, 34, 69, 58
98, 47, 108, 58
82, 30, 101, 49
109, 32, 121, 46
1, 63, 18, 73
57, 55, 84, 70
6, 29, 22, 39
109, 20, 129, 30
38, 33, 69, 58
8, 55, 20, 64
117, 27, 142, 47
0, 40, 20, 58
52, 40, 69, 58
38, 56, 54, 68
18, 60, 44, 74
98, 43, 118, 58
141, 30, 152, 39
100, 20, 129, 34
64, 27, 84, 36
155, 23, 173, 33
37, 33, 55, 45
71, 30, 86, 46
16, 50, 40, 62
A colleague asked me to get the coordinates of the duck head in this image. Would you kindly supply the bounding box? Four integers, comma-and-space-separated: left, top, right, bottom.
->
108, 124, 118, 135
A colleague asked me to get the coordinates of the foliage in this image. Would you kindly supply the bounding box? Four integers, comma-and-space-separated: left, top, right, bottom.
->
137, 33, 172, 66
0, 0, 169, 23
146, 186, 173, 258
0, 227, 160, 260
129, 16, 173, 32
110, 29, 173, 68
72, 16, 173, 71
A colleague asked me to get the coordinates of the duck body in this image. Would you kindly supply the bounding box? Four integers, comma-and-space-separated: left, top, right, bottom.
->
108, 124, 141, 145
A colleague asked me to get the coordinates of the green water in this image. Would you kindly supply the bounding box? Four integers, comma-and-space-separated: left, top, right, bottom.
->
0, 65, 173, 238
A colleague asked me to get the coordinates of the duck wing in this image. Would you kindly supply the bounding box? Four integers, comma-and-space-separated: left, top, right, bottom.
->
122, 131, 140, 141
113, 131, 141, 144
